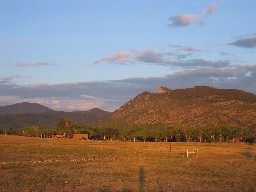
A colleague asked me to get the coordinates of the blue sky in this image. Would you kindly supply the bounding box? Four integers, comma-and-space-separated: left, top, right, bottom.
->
1, 0, 256, 111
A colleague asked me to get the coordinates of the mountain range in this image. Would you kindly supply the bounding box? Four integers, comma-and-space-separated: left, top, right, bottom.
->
107, 86, 256, 128
0, 102, 111, 129
1, 86, 256, 130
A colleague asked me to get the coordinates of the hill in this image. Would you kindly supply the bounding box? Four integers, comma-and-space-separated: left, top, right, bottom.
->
107, 86, 256, 128
0, 102, 54, 115
0, 103, 111, 129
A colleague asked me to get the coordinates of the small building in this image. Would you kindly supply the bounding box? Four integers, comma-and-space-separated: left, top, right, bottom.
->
72, 134, 89, 140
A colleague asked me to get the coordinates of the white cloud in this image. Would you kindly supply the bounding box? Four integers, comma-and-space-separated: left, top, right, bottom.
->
93, 52, 134, 64
175, 46, 201, 52
15, 62, 54, 67
93, 49, 172, 65
93, 50, 230, 69
168, 3, 218, 28
168, 14, 203, 27
203, 3, 218, 16
135, 49, 172, 65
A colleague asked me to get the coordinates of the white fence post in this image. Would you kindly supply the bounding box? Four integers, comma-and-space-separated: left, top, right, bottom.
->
187, 148, 198, 158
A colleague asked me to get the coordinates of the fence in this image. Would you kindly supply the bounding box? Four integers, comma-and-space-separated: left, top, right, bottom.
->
187, 148, 198, 158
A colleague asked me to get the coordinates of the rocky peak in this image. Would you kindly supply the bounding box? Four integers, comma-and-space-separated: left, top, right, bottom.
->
156, 86, 171, 94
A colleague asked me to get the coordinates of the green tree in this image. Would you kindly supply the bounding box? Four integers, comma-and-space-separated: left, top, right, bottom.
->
57, 118, 74, 136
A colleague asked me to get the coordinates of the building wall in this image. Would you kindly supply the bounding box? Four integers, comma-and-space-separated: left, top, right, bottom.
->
72, 134, 89, 140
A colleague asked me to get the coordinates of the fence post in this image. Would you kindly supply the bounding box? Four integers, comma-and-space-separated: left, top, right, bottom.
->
187, 148, 199, 158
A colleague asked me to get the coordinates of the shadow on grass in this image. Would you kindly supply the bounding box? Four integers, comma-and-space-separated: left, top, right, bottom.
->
139, 167, 144, 192
99, 166, 162, 192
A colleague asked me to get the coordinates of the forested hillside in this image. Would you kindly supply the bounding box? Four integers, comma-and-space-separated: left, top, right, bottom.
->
108, 86, 256, 129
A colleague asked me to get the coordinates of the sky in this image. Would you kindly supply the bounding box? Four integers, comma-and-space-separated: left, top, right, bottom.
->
1, 0, 256, 112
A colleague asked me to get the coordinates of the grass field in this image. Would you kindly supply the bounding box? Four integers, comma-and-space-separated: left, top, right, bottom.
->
0, 135, 255, 191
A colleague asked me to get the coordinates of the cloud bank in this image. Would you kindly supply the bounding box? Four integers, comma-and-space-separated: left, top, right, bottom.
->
93, 50, 172, 66
93, 50, 230, 69
1, 64, 255, 111
0, 75, 32, 81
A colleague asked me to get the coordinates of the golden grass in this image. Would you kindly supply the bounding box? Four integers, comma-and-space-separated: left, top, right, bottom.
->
0, 135, 255, 191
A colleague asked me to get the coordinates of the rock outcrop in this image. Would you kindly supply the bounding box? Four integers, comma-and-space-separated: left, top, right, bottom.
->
156, 86, 171, 94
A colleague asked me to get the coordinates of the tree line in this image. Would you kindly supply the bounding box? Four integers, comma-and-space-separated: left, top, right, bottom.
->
0, 118, 255, 143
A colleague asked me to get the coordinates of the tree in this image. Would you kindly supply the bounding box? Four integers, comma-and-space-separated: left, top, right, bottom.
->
57, 118, 74, 136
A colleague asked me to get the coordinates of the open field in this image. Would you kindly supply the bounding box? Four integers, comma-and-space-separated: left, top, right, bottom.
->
0, 135, 255, 191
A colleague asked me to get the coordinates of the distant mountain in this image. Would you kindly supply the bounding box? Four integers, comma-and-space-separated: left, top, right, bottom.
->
0, 103, 111, 129
0, 102, 54, 115
107, 86, 256, 128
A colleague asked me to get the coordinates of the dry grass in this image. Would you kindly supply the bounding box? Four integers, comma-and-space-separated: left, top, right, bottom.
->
0, 135, 255, 191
